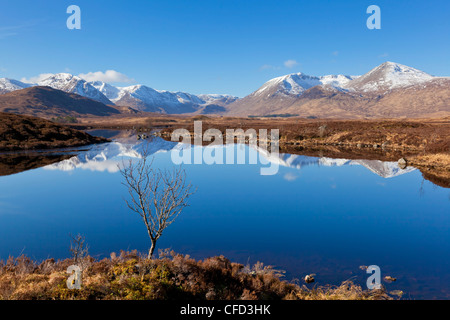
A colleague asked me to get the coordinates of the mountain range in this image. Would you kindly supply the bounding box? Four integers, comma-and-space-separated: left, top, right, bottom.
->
0, 73, 238, 115
226, 62, 450, 118
0, 61, 449, 118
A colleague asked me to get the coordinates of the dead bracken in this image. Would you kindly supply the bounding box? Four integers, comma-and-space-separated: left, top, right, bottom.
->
0, 250, 396, 300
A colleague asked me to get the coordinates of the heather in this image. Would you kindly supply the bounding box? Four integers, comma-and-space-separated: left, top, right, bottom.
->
0, 250, 394, 300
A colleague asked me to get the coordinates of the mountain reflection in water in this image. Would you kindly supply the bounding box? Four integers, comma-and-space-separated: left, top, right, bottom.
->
39, 137, 417, 180
0, 136, 449, 299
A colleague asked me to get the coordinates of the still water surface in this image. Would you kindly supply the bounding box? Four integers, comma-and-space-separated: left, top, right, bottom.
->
0, 133, 449, 299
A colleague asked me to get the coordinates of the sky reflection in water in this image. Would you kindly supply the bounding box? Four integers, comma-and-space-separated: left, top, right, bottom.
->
0, 138, 449, 299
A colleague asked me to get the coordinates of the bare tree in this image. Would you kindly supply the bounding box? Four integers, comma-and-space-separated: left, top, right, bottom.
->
119, 150, 195, 258
69, 233, 90, 271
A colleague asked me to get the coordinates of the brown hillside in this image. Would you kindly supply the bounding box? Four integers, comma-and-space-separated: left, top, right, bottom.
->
0, 86, 121, 119
226, 79, 450, 119
0, 112, 108, 151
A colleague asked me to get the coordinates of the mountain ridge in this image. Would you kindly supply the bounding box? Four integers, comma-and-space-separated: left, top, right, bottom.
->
0, 78, 31, 94
1, 61, 449, 118
0, 74, 239, 115
37, 73, 113, 105
226, 61, 450, 118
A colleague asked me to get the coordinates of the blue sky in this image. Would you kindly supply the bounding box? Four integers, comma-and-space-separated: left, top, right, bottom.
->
0, 0, 449, 97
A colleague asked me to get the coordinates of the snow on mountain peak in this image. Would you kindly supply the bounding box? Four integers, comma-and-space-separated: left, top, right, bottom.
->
319, 74, 359, 88
0, 78, 31, 93
90, 81, 121, 101
38, 73, 82, 86
255, 72, 359, 97
255, 73, 322, 96
38, 73, 112, 105
197, 94, 239, 105
89, 80, 238, 113
252, 61, 437, 99
1, 61, 441, 115
344, 61, 434, 93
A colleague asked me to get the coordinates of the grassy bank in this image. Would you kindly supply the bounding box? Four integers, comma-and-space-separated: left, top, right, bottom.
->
70, 115, 450, 160
408, 153, 450, 188
69, 115, 450, 187
0, 112, 108, 151
155, 117, 450, 154
0, 251, 395, 300
154, 117, 449, 187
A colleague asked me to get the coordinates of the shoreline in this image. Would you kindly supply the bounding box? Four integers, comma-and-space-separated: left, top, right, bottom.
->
2, 113, 448, 186
0, 251, 397, 300
0, 112, 109, 153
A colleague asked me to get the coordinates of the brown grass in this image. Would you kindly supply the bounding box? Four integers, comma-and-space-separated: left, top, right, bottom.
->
0, 153, 74, 176
156, 118, 450, 154
0, 112, 108, 151
69, 115, 450, 155
0, 251, 394, 300
70, 115, 450, 187
408, 153, 450, 188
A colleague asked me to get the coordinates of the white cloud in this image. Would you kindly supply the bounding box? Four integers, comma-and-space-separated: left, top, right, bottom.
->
78, 70, 134, 83
21, 73, 54, 84
332, 51, 339, 56
284, 60, 299, 68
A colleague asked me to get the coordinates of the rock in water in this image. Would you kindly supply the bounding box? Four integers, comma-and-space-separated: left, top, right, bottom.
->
384, 276, 397, 282
304, 274, 315, 283
398, 158, 407, 169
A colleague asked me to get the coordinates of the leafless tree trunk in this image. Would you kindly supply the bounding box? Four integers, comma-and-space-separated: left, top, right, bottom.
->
119, 148, 195, 259
69, 233, 90, 271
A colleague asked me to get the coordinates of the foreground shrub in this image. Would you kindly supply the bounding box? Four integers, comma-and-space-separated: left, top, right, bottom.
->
0, 251, 393, 300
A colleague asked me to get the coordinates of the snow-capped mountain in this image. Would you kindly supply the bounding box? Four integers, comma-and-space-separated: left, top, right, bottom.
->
0, 78, 31, 94
90, 81, 239, 114
0, 72, 238, 114
226, 72, 358, 116
254, 73, 357, 97
255, 73, 322, 96
2, 61, 447, 118
197, 94, 239, 105
343, 61, 434, 93
235, 62, 434, 101
114, 85, 204, 113
37, 73, 113, 105
89, 81, 121, 101
319, 74, 359, 88
226, 61, 449, 118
